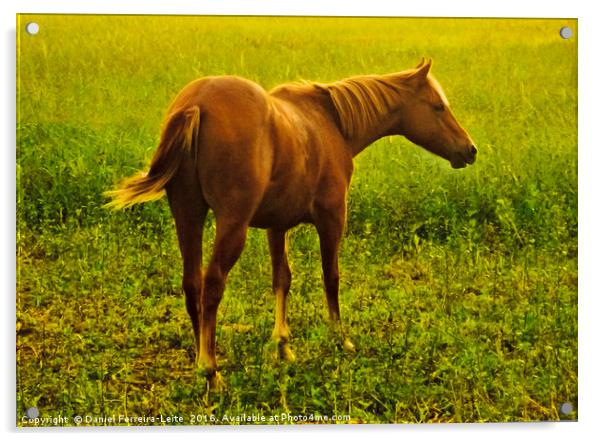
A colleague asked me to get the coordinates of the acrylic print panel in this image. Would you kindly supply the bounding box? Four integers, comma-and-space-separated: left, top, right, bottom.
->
16, 15, 577, 426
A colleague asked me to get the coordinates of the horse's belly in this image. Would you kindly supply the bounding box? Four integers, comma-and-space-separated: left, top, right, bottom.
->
249, 187, 313, 230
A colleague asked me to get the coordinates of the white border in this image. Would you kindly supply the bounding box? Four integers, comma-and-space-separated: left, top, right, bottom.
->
4, 1, 600, 440
0, 0, 585, 17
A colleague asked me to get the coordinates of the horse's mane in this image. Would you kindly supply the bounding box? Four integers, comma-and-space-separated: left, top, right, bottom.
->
316, 72, 414, 139
270, 70, 416, 140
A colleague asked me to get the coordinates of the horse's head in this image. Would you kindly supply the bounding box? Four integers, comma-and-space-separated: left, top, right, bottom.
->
397, 59, 477, 169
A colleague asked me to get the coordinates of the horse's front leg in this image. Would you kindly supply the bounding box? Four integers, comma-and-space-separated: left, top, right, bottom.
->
267, 229, 295, 361
314, 200, 355, 352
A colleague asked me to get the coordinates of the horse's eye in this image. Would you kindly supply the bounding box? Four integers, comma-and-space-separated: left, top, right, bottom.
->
433, 103, 445, 113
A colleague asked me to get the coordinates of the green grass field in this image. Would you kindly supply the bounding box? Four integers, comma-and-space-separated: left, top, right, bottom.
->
16, 15, 577, 425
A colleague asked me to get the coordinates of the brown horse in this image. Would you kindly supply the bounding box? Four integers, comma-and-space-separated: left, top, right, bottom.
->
106, 59, 476, 390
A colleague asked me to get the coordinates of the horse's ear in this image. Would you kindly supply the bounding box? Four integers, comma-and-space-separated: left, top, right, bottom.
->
415, 58, 426, 69
413, 58, 432, 82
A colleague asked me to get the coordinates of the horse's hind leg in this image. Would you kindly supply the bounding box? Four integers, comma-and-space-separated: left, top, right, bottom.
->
199, 217, 249, 390
166, 169, 208, 365
267, 229, 295, 361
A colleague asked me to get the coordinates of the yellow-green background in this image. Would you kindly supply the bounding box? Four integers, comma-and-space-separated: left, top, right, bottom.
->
17, 15, 577, 424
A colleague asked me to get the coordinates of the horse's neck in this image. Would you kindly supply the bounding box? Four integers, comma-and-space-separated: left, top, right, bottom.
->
346, 115, 398, 157
326, 76, 410, 157
273, 80, 402, 157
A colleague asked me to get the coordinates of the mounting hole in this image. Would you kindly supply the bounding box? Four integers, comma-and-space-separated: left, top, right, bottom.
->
25, 407, 39, 419
559, 26, 573, 39
25, 22, 39, 35
560, 402, 574, 415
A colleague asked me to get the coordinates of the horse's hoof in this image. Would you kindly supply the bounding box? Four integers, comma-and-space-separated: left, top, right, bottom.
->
343, 339, 356, 353
207, 372, 226, 392
278, 342, 296, 362
196, 363, 224, 392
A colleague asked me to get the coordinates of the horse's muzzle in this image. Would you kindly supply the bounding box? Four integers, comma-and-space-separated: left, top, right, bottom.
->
466, 145, 478, 164
452, 145, 477, 168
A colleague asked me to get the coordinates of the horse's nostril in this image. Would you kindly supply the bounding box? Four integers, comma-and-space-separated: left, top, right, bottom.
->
470, 145, 478, 156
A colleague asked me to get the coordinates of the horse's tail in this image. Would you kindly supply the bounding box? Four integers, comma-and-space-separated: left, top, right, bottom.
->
104, 106, 201, 209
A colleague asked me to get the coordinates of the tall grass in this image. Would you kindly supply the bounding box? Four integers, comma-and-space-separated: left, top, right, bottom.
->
17, 15, 577, 424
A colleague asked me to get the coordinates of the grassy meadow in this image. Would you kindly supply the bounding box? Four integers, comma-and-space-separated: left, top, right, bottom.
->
16, 16, 577, 425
